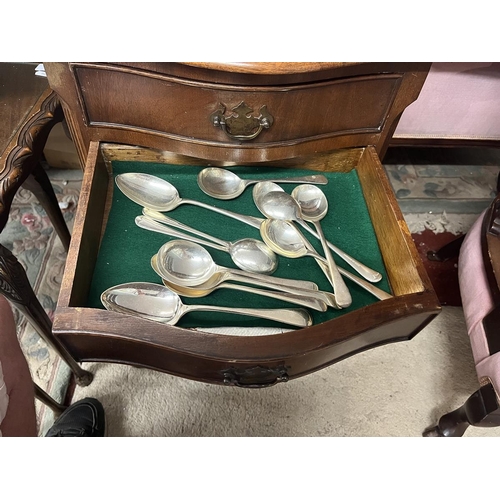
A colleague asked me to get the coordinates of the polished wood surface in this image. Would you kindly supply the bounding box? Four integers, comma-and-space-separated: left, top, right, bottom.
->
45, 62, 439, 387
45, 62, 431, 167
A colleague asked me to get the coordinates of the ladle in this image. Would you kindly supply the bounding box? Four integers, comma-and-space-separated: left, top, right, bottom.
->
151, 256, 327, 312
136, 214, 278, 274
253, 182, 382, 283
116, 173, 263, 228
101, 282, 312, 328
154, 240, 320, 294
197, 167, 328, 200
260, 219, 393, 302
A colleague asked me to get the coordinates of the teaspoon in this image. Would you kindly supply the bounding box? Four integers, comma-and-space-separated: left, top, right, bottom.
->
101, 282, 312, 328
136, 213, 278, 274
197, 167, 328, 200
254, 182, 382, 283
260, 219, 393, 302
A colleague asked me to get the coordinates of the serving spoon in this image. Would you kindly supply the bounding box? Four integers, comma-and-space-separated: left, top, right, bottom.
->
253, 182, 382, 283
116, 173, 263, 228
260, 219, 392, 302
101, 282, 313, 328
154, 240, 320, 293
197, 167, 328, 200
151, 256, 328, 312
136, 213, 278, 274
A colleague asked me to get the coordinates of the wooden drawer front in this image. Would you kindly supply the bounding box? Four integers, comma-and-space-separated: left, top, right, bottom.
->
72, 64, 402, 147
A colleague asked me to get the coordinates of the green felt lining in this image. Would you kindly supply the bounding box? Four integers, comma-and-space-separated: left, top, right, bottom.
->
86, 162, 391, 329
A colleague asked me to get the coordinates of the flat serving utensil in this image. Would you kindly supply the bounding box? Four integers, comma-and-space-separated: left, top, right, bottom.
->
101, 282, 313, 328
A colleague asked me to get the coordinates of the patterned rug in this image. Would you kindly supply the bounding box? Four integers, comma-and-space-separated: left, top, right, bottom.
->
0, 167, 82, 436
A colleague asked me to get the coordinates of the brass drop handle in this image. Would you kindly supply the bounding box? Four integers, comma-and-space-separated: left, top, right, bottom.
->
211, 101, 274, 141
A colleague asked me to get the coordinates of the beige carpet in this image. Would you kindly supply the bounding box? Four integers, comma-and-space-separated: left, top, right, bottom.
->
69, 306, 500, 437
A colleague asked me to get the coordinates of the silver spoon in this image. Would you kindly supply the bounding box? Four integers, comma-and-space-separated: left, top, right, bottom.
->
136, 214, 278, 274
197, 167, 328, 200
155, 239, 320, 293
101, 282, 313, 328
285, 185, 351, 308
151, 256, 327, 312
261, 219, 392, 302
254, 182, 382, 283
116, 173, 263, 228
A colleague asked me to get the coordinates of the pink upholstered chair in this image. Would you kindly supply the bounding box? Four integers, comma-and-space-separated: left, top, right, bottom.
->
424, 193, 500, 436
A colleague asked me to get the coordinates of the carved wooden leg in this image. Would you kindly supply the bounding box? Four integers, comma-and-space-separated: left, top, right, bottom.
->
34, 383, 67, 416
427, 234, 466, 262
423, 384, 500, 437
23, 162, 71, 252
0, 244, 92, 386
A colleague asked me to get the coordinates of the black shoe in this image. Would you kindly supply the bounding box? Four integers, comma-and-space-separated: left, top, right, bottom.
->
45, 398, 105, 437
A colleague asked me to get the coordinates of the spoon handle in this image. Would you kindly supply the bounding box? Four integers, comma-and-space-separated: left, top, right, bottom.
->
181, 199, 263, 229
182, 304, 312, 328
312, 220, 352, 308
245, 174, 328, 187
135, 216, 228, 253
225, 268, 319, 292
218, 282, 327, 312
300, 236, 392, 302
298, 220, 383, 283
142, 208, 230, 249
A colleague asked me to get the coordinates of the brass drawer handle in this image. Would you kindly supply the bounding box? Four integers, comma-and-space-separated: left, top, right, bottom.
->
210, 101, 274, 141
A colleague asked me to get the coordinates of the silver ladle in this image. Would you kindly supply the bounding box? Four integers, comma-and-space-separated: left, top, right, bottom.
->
151, 255, 328, 312
101, 282, 313, 328
254, 182, 382, 283
260, 219, 393, 302
197, 167, 328, 200
136, 213, 278, 274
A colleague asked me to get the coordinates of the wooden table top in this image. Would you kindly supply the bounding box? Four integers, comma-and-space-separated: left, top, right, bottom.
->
0, 62, 48, 157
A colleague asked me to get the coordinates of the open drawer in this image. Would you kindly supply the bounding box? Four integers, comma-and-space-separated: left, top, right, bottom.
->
53, 141, 440, 388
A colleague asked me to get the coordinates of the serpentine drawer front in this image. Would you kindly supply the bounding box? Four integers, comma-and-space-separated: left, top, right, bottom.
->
45, 62, 439, 388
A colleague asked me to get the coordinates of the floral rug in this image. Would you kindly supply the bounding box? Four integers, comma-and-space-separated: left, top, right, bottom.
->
0, 167, 82, 436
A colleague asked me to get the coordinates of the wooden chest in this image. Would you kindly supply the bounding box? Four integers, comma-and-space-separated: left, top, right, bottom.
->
45, 62, 440, 388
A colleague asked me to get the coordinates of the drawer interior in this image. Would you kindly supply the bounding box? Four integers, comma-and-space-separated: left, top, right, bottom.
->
79, 159, 394, 330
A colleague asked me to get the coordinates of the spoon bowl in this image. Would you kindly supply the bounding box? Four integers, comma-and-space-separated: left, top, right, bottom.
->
291, 184, 328, 221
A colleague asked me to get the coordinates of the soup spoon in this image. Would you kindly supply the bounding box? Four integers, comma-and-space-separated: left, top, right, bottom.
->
136, 214, 278, 274
151, 256, 328, 312
253, 182, 382, 283
197, 167, 328, 200
155, 240, 319, 293
116, 173, 263, 228
260, 219, 393, 302
101, 282, 313, 328
286, 184, 351, 308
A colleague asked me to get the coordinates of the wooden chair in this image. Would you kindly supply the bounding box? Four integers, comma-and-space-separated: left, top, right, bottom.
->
42, 62, 441, 390
424, 192, 500, 436
0, 64, 93, 417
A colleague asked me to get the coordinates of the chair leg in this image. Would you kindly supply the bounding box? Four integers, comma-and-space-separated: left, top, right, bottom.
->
0, 243, 92, 386
427, 234, 466, 262
22, 162, 71, 252
423, 383, 500, 437
34, 383, 67, 416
